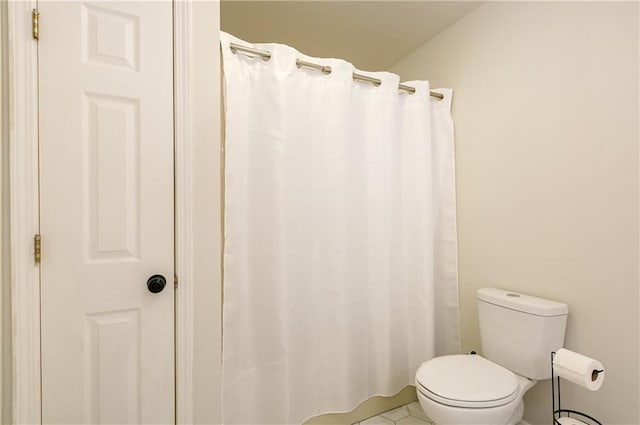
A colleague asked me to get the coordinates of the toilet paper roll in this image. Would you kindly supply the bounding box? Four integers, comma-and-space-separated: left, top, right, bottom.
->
553, 348, 604, 391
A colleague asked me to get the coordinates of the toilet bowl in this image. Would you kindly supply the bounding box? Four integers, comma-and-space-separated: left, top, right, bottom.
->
415, 355, 535, 425
415, 288, 569, 425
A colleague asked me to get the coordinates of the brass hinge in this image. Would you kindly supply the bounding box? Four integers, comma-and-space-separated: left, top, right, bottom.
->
174, 274, 178, 289
34, 234, 41, 263
32, 9, 39, 40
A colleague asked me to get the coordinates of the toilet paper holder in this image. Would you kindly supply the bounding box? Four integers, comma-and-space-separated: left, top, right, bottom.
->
551, 351, 603, 425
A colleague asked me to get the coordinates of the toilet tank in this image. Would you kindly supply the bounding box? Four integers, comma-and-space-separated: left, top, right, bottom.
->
477, 288, 568, 380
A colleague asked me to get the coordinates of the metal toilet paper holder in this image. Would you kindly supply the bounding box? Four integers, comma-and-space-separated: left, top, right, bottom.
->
551, 351, 603, 425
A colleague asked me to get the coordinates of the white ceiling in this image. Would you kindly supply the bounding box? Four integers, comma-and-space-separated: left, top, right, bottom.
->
221, 1, 481, 71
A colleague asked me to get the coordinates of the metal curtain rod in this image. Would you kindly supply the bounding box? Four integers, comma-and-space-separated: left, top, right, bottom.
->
229, 43, 445, 101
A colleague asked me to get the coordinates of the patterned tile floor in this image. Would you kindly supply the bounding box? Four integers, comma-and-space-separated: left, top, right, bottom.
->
353, 401, 433, 425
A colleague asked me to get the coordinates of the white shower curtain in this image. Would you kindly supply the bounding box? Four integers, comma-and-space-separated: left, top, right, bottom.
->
220, 32, 460, 425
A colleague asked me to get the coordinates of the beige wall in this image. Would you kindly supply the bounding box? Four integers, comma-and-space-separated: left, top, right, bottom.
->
390, 2, 639, 424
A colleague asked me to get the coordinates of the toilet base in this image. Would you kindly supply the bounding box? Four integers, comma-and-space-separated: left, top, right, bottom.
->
507, 401, 524, 425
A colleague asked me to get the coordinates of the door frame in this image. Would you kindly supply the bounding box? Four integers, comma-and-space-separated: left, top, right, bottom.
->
5, 1, 201, 423
6, 1, 40, 422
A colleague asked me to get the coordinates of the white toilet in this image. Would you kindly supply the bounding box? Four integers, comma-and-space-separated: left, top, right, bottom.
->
415, 288, 568, 425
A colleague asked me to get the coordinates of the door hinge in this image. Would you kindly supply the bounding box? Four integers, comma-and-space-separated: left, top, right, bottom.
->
32, 9, 39, 40
174, 274, 178, 289
34, 234, 41, 263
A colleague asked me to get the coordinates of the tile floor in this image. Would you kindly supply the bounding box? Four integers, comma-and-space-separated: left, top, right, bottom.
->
353, 401, 433, 425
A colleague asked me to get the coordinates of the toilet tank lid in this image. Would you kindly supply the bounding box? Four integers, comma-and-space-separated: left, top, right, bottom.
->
477, 288, 568, 317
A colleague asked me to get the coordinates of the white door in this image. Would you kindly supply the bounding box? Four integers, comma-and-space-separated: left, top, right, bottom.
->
38, 2, 174, 423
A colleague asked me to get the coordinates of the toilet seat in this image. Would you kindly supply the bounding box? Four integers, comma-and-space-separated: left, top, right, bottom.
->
416, 355, 519, 409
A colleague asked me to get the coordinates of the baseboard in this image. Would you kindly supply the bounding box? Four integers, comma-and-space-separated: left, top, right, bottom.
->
304, 386, 417, 425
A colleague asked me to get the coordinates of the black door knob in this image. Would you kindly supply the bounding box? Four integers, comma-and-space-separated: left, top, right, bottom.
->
147, 274, 167, 294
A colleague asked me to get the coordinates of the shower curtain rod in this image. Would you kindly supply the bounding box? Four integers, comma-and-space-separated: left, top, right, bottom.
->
229, 43, 445, 100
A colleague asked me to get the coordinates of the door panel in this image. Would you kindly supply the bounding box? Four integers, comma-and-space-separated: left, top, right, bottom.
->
85, 309, 141, 423
38, 2, 174, 423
